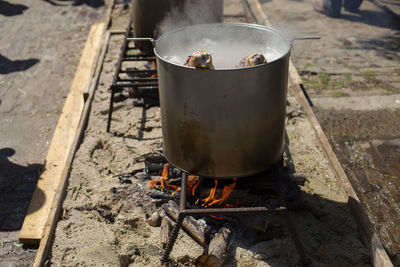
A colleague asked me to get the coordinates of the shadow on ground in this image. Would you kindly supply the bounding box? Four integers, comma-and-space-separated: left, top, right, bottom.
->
0, 148, 44, 231
0, 0, 28, 16
340, 9, 400, 30
43, 0, 105, 8
0, 54, 40, 75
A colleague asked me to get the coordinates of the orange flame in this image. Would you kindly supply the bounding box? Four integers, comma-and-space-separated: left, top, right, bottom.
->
147, 164, 180, 194
147, 165, 238, 208
200, 178, 237, 208
151, 61, 157, 78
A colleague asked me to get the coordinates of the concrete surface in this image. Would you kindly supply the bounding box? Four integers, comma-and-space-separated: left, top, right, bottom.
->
0, 0, 105, 265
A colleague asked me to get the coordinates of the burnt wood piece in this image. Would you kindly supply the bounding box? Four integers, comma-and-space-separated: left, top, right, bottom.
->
160, 217, 172, 248
147, 211, 161, 227
144, 154, 166, 163
163, 200, 207, 247
150, 190, 178, 201
206, 227, 234, 266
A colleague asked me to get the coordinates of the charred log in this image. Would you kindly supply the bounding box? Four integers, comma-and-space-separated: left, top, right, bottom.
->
163, 200, 208, 247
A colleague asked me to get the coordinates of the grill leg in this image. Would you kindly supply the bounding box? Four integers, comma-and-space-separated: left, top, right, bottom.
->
274, 163, 310, 265
161, 172, 188, 263
161, 214, 184, 263
283, 210, 311, 265
106, 87, 115, 133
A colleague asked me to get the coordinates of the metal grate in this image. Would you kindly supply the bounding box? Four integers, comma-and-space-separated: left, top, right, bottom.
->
162, 161, 311, 265
107, 19, 159, 133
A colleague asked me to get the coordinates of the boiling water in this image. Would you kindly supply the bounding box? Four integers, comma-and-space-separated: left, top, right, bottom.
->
162, 38, 284, 69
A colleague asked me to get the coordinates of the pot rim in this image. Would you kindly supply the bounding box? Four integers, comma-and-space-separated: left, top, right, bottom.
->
153, 22, 291, 71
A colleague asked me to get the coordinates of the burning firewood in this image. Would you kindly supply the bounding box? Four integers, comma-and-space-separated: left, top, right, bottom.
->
238, 53, 267, 67
160, 217, 172, 248
163, 200, 208, 247
147, 164, 181, 194
184, 51, 215, 70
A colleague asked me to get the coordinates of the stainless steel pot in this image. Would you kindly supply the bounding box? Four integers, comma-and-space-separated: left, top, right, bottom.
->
129, 23, 310, 178
131, 0, 223, 54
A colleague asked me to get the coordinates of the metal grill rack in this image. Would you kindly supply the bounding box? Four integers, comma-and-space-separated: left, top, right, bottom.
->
162, 162, 311, 265
107, 19, 159, 133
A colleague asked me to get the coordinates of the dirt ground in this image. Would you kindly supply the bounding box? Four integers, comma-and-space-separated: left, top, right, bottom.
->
48, 1, 371, 266
258, 0, 400, 265
0, 0, 105, 266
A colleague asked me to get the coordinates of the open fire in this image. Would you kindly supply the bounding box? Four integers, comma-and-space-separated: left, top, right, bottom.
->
147, 163, 238, 208
140, 153, 313, 265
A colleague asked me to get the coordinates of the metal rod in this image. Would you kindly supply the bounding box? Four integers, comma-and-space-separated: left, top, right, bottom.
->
119, 69, 157, 74
117, 77, 158, 82
181, 206, 286, 216
161, 172, 188, 263
283, 210, 311, 265
126, 37, 154, 42
122, 57, 156, 61
180, 172, 187, 211
292, 36, 321, 41
274, 167, 310, 265
161, 215, 184, 263
107, 19, 132, 132
114, 84, 158, 88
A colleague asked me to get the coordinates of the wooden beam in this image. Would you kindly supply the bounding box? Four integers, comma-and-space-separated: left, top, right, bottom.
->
19, 22, 106, 245
245, 0, 393, 266
31, 30, 110, 267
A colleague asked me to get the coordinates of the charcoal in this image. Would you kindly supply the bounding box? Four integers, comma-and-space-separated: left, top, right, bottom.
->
144, 154, 166, 163
150, 190, 177, 200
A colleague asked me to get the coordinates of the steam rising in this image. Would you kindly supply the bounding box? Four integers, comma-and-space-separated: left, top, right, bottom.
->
156, 24, 289, 69
156, 0, 223, 37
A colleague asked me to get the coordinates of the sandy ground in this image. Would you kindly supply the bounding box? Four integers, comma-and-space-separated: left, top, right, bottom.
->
48, 1, 371, 266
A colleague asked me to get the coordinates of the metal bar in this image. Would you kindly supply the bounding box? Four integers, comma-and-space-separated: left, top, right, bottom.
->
180, 172, 187, 211
119, 69, 157, 74
161, 215, 184, 263
282, 210, 310, 265
122, 57, 156, 61
161, 172, 188, 263
181, 206, 286, 216
106, 87, 115, 133
126, 37, 154, 42
117, 77, 158, 82
115, 83, 158, 88
107, 20, 132, 132
274, 169, 310, 265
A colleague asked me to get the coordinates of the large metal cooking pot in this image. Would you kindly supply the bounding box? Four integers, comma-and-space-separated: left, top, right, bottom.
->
131, 0, 223, 55
130, 23, 296, 178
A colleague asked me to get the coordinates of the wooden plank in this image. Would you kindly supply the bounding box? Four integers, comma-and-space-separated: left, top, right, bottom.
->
32, 30, 110, 267
19, 22, 106, 245
245, 0, 394, 266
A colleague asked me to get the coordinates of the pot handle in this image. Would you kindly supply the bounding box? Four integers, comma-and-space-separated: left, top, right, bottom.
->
291, 36, 321, 42
126, 37, 156, 46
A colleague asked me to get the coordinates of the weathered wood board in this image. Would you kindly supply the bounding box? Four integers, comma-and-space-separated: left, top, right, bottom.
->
19, 22, 106, 245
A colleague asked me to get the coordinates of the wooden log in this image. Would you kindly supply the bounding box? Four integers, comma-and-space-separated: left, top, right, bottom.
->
160, 217, 172, 247
147, 211, 161, 227
163, 200, 207, 247
206, 227, 233, 266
